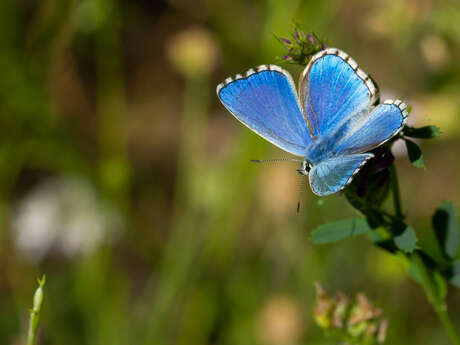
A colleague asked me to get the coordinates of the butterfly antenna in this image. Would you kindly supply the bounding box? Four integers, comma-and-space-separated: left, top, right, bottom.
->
251, 158, 302, 163
296, 175, 306, 213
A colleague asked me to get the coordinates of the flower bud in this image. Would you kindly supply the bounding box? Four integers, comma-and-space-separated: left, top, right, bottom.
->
279, 38, 292, 46
32, 276, 46, 313
313, 282, 334, 329
313, 283, 388, 344
377, 319, 389, 343
275, 25, 327, 66
332, 292, 348, 328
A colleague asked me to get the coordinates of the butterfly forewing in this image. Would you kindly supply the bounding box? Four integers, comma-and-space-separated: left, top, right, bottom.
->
217, 65, 310, 157
299, 48, 379, 138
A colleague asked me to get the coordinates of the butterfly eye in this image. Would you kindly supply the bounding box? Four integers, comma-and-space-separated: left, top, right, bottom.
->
296, 161, 311, 176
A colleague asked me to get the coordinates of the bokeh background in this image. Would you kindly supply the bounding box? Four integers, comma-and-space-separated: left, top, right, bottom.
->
1, 0, 460, 344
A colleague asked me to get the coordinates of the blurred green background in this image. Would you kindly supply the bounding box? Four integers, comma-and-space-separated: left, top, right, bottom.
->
1, 0, 460, 344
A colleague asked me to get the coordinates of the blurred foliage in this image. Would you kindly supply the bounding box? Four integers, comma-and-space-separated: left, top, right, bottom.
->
0, 0, 460, 345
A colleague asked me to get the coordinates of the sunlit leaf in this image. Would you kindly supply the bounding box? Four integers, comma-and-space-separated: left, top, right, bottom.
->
311, 218, 370, 244
433, 201, 459, 260
404, 139, 425, 168
394, 226, 417, 253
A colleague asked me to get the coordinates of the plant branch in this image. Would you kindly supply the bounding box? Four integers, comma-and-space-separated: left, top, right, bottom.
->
390, 163, 403, 219
434, 305, 460, 345
412, 254, 460, 345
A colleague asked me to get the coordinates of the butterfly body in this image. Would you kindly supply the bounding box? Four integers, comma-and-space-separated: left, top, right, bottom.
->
217, 48, 408, 196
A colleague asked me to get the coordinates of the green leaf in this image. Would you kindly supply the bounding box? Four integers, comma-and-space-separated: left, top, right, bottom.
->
450, 261, 460, 288
404, 139, 425, 168
403, 125, 441, 139
433, 270, 447, 300
394, 226, 417, 253
311, 218, 371, 245
432, 201, 459, 260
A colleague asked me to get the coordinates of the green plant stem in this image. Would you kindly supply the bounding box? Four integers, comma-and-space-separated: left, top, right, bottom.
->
412, 254, 460, 345
389, 164, 460, 344
27, 317, 37, 345
27, 276, 45, 345
390, 163, 403, 219
434, 306, 460, 345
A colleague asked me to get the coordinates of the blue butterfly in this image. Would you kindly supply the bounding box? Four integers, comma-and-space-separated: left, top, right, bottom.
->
217, 48, 408, 196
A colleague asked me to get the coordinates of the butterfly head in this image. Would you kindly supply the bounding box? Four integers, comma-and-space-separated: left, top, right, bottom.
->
297, 160, 312, 176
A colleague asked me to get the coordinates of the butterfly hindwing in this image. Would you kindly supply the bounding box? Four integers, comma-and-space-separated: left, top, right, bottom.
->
299, 48, 379, 137
332, 100, 408, 156
217, 65, 310, 156
309, 153, 374, 196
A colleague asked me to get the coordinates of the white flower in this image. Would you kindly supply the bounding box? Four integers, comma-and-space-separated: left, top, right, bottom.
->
13, 176, 123, 262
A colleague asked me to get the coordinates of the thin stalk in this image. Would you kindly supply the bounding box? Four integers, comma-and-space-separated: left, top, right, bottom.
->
390, 163, 403, 219
96, 0, 130, 211
433, 305, 460, 345
141, 74, 210, 345
27, 276, 45, 345
412, 254, 460, 345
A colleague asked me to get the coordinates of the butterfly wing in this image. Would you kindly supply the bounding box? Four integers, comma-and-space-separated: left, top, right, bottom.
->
308, 154, 374, 196
299, 48, 379, 137
217, 65, 310, 157
333, 100, 408, 156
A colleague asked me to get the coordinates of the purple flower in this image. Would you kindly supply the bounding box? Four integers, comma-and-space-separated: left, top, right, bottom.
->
295, 28, 300, 40
307, 33, 318, 45
275, 27, 326, 66
294, 28, 305, 44
280, 38, 292, 46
